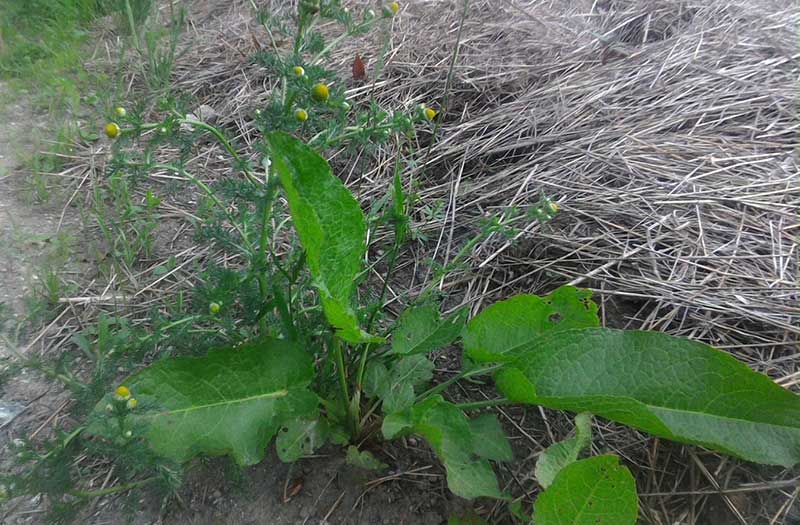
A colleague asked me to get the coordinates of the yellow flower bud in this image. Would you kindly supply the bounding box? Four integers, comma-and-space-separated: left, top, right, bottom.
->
548, 201, 559, 213
388, 2, 400, 15
294, 108, 309, 122
115, 385, 131, 401
293, 66, 306, 77
115, 107, 127, 118
126, 398, 138, 409
311, 83, 329, 102
209, 302, 221, 315
424, 107, 437, 121
104, 122, 121, 139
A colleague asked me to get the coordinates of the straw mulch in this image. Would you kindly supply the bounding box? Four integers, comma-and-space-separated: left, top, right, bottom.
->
37, 0, 800, 522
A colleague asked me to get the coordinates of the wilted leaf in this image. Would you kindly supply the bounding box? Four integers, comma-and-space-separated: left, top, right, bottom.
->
346, 445, 388, 470
535, 413, 592, 488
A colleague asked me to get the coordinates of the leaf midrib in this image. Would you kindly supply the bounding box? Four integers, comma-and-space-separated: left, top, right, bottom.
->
398, 319, 454, 354
537, 393, 799, 432
141, 388, 289, 418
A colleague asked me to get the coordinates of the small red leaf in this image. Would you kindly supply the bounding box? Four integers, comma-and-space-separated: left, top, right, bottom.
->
352, 53, 367, 81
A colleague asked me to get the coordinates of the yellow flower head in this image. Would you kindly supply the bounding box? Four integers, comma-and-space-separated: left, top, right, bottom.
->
209, 302, 221, 315
115, 385, 131, 401
104, 122, 121, 139
388, 2, 400, 14
115, 106, 127, 118
424, 107, 437, 121
311, 83, 330, 102
126, 398, 138, 409
293, 66, 306, 77
294, 108, 309, 122
548, 201, 559, 213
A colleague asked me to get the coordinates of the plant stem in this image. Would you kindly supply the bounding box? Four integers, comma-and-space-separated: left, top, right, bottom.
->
420, 0, 470, 165
175, 117, 259, 185
454, 398, 513, 411
331, 337, 354, 434
256, 172, 278, 336
69, 477, 158, 499
123, 0, 142, 53
152, 164, 255, 255
415, 363, 502, 402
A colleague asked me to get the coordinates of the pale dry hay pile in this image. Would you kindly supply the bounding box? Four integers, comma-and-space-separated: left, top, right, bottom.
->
172, 0, 799, 376
39, 0, 799, 522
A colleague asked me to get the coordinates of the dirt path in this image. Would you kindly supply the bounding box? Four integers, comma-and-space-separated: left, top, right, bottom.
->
0, 82, 79, 523
0, 81, 65, 354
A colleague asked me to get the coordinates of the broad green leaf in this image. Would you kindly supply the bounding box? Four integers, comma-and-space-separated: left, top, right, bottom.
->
391, 304, 466, 355
363, 361, 389, 398
383, 382, 415, 414
370, 355, 435, 414
391, 354, 435, 388
534, 455, 638, 525
266, 132, 380, 344
535, 413, 592, 488
89, 339, 318, 465
382, 396, 504, 499
345, 445, 388, 470
464, 286, 598, 363
383, 355, 435, 413
276, 418, 328, 462
495, 328, 800, 467
469, 413, 513, 462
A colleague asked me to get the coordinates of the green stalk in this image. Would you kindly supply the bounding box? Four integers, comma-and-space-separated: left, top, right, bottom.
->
355, 149, 405, 402
415, 363, 501, 402
310, 17, 379, 66
331, 337, 356, 436
421, 0, 470, 165
151, 164, 255, 256
255, 174, 278, 336
123, 0, 142, 53
69, 477, 158, 499
454, 398, 513, 411
175, 117, 260, 185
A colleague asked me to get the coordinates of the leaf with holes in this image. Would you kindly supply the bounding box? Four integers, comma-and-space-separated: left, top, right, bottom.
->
382, 396, 507, 499
267, 131, 380, 344
346, 446, 388, 470
391, 304, 467, 355
533, 455, 638, 525
276, 418, 328, 462
536, 413, 592, 488
89, 338, 318, 465
464, 286, 598, 363
495, 328, 800, 466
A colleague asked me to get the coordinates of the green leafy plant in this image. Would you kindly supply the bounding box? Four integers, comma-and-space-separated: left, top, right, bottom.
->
83, 133, 800, 523
13, 1, 800, 523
